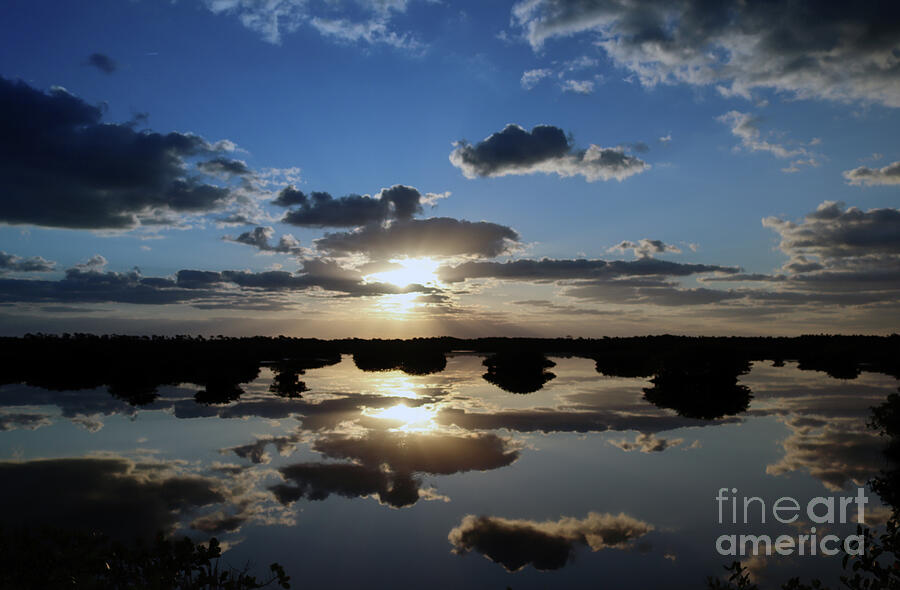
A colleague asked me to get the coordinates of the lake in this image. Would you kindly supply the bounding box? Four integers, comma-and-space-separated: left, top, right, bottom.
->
1, 346, 897, 589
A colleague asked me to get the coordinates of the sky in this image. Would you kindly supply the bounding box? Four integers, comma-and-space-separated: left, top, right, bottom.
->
0, 0, 898, 337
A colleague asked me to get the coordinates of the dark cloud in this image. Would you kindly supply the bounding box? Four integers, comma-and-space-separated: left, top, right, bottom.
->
844, 161, 900, 186
223, 226, 304, 255
448, 512, 653, 571
0, 457, 226, 541
269, 463, 423, 508
0, 256, 436, 308
0, 77, 239, 229
85, 53, 117, 74
437, 257, 738, 283
197, 157, 253, 177
0, 251, 55, 273
450, 124, 648, 181
271, 186, 311, 207
763, 201, 900, 266
279, 185, 430, 227
0, 267, 202, 306
315, 218, 520, 259
690, 203, 900, 309
511, 0, 900, 107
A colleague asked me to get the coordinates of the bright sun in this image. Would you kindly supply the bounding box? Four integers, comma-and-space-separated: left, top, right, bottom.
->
366, 258, 441, 287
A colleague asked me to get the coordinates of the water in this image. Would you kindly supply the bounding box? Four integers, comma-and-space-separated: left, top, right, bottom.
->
0, 354, 896, 589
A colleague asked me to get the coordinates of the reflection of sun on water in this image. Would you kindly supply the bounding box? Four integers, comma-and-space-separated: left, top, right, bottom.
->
368, 373, 419, 397
365, 402, 438, 432
366, 257, 441, 287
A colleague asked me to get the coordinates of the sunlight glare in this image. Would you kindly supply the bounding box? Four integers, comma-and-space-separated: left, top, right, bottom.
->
366, 258, 441, 287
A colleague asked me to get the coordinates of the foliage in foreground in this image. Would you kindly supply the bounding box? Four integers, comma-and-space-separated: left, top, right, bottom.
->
0, 527, 290, 589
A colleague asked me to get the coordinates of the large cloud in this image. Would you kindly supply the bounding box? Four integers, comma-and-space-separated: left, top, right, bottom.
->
448, 512, 653, 571
269, 463, 425, 508
315, 218, 520, 258
270, 431, 519, 508
449, 124, 648, 181
0, 77, 241, 230
511, 0, 900, 107
689, 201, 900, 312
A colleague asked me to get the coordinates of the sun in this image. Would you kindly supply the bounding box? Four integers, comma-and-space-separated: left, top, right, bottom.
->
366, 257, 441, 287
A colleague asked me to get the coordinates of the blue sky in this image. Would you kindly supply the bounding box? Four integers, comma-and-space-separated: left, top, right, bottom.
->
0, 0, 898, 336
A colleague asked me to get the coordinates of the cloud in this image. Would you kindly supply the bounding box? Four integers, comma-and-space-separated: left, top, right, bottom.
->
223, 226, 305, 255
269, 462, 424, 508
270, 431, 519, 509
762, 201, 900, 264
0, 251, 55, 273
560, 79, 594, 94
511, 299, 612, 316
225, 433, 303, 464
766, 419, 884, 491
718, 111, 819, 173
448, 512, 653, 571
0, 77, 241, 230
0, 412, 52, 431
437, 257, 737, 283
279, 185, 430, 227
197, 157, 253, 177
609, 432, 683, 453
520, 68, 553, 89
309, 16, 424, 52
685, 201, 900, 311
449, 124, 648, 182
203, 0, 425, 50
315, 218, 520, 259
85, 52, 117, 74
437, 406, 736, 434
511, 0, 900, 107
0, 257, 436, 308
609, 239, 681, 258
843, 161, 900, 186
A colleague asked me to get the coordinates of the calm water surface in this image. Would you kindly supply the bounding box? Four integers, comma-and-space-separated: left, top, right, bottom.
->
0, 354, 896, 588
